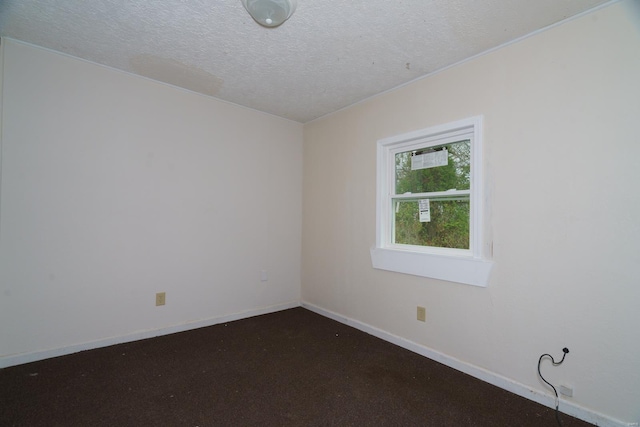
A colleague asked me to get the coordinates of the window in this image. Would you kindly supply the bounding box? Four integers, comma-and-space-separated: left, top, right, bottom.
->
371, 116, 492, 286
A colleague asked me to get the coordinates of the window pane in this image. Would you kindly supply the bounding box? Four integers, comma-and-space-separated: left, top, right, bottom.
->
393, 198, 470, 249
395, 139, 470, 194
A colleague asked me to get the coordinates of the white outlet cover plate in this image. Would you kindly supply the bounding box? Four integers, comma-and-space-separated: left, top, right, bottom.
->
559, 384, 573, 397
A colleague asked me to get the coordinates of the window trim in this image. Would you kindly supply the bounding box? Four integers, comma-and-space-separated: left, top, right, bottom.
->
371, 116, 492, 287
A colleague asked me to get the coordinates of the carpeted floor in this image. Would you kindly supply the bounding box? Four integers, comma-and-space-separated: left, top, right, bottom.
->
1, 307, 592, 426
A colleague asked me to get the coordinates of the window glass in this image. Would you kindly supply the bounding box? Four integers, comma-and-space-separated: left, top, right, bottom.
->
393, 198, 470, 249
394, 140, 471, 194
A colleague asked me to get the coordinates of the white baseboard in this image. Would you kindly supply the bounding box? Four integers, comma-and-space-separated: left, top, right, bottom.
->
0, 301, 300, 369
302, 302, 635, 427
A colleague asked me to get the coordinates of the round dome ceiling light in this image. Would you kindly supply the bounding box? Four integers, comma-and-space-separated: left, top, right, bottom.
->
241, 0, 297, 27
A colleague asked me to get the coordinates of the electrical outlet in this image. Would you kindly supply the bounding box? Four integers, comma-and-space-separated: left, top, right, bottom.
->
156, 292, 166, 306
559, 384, 573, 397
417, 306, 426, 322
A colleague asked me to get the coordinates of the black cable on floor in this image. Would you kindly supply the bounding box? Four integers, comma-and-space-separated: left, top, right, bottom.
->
538, 347, 569, 427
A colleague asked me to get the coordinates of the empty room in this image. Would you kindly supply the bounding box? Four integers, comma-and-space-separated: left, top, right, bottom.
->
0, 0, 639, 425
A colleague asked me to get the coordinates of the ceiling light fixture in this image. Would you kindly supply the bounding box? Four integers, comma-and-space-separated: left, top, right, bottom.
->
241, 0, 297, 27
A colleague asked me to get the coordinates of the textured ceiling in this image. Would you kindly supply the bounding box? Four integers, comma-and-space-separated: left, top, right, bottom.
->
0, 0, 611, 123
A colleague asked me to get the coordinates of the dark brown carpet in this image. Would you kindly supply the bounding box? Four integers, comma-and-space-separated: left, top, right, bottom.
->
1, 307, 592, 426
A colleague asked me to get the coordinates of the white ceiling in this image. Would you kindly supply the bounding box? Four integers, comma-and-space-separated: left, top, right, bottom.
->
0, 0, 611, 123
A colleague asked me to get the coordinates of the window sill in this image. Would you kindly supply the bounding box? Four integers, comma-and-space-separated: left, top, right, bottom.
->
370, 247, 492, 287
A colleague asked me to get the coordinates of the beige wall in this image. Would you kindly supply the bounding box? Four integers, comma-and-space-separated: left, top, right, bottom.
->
0, 39, 303, 364
302, 2, 640, 424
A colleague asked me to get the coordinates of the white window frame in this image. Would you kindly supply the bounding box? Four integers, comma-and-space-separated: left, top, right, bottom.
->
370, 116, 492, 287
